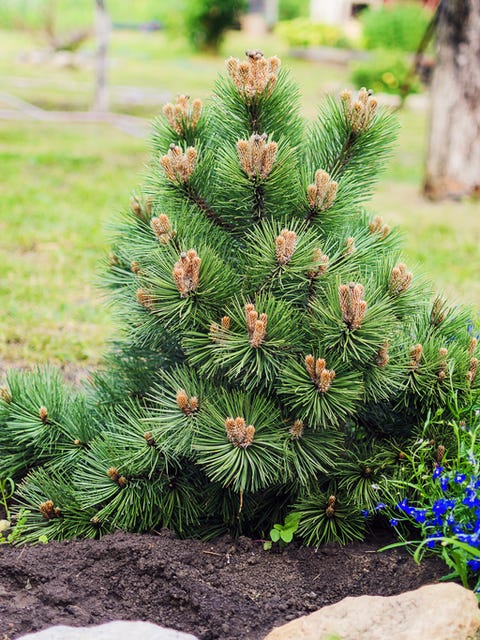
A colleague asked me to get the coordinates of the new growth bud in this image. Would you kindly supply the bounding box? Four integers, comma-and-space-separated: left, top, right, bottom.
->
339, 282, 367, 330
308, 249, 329, 278
160, 144, 197, 183
136, 288, 154, 309
466, 358, 478, 385
344, 237, 356, 256
340, 87, 378, 133
209, 315, 231, 342
39, 500, 62, 520
151, 214, 174, 244
130, 195, 152, 221
369, 215, 390, 239
236, 133, 278, 179
144, 432, 156, 446
227, 51, 280, 98
107, 467, 127, 487
409, 344, 423, 371
468, 337, 478, 356
39, 406, 49, 424
244, 303, 268, 348
325, 495, 336, 518
176, 389, 199, 415
289, 419, 304, 439
438, 347, 448, 382
173, 249, 201, 297
375, 342, 390, 367
275, 229, 297, 265
389, 263, 413, 296
163, 95, 203, 136
225, 416, 255, 448
130, 195, 142, 217
307, 170, 338, 211
305, 355, 335, 393
430, 297, 447, 327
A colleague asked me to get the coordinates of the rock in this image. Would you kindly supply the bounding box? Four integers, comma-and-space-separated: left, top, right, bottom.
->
18, 621, 199, 640
0, 519, 11, 533
263, 583, 480, 640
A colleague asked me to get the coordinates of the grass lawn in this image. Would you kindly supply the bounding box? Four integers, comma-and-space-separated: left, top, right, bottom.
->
0, 120, 147, 366
1, 28, 479, 367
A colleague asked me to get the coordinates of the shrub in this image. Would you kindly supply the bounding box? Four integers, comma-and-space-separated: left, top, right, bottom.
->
361, 3, 433, 53
183, 0, 246, 53
350, 50, 420, 96
0, 52, 478, 547
275, 18, 350, 49
278, 0, 309, 21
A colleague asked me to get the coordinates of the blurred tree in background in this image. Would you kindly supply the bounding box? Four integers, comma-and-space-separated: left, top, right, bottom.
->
424, 0, 480, 200
184, 0, 247, 52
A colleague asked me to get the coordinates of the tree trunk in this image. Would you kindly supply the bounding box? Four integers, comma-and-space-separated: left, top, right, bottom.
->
424, 0, 480, 200
92, 0, 110, 112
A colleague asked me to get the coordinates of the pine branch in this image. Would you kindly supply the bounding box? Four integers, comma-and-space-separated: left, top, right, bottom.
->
181, 182, 232, 230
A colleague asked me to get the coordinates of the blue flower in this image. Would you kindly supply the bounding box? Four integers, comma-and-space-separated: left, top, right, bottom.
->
462, 492, 480, 509
432, 466, 444, 480
457, 533, 480, 548
361, 509, 369, 518
467, 558, 480, 572
454, 472, 467, 484
411, 508, 427, 524
432, 498, 454, 516
375, 502, 386, 511
389, 518, 399, 527
426, 532, 442, 548
446, 512, 456, 526
440, 476, 449, 491
396, 498, 409, 512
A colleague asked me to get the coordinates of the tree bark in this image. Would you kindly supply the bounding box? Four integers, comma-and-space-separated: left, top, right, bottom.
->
92, 0, 111, 113
424, 0, 480, 200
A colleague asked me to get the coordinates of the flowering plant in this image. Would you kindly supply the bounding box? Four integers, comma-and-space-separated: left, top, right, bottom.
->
381, 409, 480, 598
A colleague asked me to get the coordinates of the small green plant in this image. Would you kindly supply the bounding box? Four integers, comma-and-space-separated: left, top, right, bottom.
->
350, 51, 421, 96
276, 18, 350, 49
0, 476, 15, 522
360, 3, 432, 53
3, 508, 30, 545
264, 512, 301, 549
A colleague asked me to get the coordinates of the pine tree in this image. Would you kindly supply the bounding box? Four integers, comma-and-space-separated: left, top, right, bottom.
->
1, 51, 478, 545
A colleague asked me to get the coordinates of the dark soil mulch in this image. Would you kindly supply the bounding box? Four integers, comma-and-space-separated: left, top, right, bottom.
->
0, 529, 447, 640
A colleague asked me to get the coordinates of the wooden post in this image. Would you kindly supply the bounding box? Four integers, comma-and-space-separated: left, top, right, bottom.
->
92, 0, 111, 113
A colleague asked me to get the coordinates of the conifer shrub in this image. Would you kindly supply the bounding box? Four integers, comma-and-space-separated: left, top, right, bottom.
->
0, 51, 478, 546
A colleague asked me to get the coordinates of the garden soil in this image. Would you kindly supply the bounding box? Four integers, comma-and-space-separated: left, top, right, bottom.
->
0, 529, 446, 640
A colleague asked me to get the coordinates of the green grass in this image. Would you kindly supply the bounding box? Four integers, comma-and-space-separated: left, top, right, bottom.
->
1, 27, 479, 367
0, 0, 173, 30
0, 120, 147, 365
